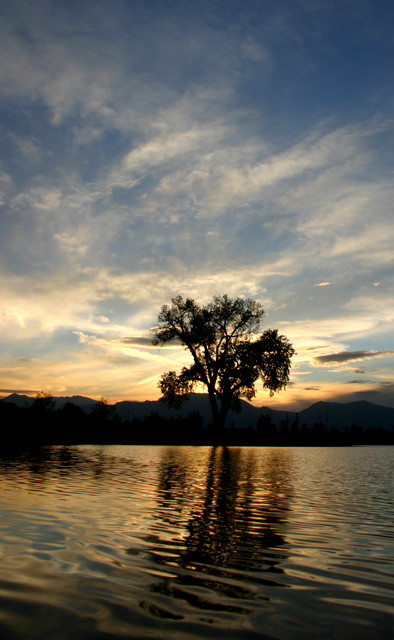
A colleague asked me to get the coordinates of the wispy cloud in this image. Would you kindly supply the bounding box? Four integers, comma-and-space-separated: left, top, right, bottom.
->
313, 351, 394, 365
0, 1, 393, 406
74, 332, 182, 366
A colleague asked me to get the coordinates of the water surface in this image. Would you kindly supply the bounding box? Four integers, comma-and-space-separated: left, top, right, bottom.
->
0, 445, 393, 639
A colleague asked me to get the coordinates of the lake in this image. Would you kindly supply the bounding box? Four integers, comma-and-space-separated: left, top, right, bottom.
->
0, 445, 393, 639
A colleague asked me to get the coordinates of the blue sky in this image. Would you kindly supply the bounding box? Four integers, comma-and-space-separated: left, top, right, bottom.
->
1, 0, 394, 410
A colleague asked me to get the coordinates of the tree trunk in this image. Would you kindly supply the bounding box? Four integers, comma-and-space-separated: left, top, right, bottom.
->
218, 393, 231, 430
208, 387, 220, 431
209, 389, 231, 436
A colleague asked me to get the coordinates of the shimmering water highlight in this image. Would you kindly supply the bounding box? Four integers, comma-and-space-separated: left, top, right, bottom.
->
0, 445, 393, 639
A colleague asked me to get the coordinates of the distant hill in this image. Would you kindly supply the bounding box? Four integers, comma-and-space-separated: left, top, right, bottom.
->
298, 400, 394, 431
115, 394, 261, 427
1, 393, 269, 427
2, 394, 393, 431
2, 394, 97, 412
259, 400, 394, 431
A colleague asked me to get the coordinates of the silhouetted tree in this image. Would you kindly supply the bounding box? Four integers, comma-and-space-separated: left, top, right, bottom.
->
311, 421, 326, 444
58, 400, 86, 421
91, 397, 116, 422
30, 390, 56, 417
279, 418, 289, 436
152, 294, 295, 431
57, 401, 87, 444
188, 410, 204, 430
350, 424, 363, 440
28, 391, 56, 444
257, 413, 277, 442
290, 418, 299, 438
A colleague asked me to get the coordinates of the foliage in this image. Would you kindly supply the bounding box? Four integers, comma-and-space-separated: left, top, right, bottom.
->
92, 397, 116, 422
59, 400, 86, 420
152, 294, 295, 429
30, 390, 56, 415
257, 413, 277, 437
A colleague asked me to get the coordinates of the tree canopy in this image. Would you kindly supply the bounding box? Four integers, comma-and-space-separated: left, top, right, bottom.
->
152, 294, 295, 430
30, 390, 56, 416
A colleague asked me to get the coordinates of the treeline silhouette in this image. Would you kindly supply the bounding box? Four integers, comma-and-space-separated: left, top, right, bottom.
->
1, 396, 393, 447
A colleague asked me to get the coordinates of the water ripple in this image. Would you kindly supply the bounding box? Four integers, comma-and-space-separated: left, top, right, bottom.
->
0, 445, 393, 639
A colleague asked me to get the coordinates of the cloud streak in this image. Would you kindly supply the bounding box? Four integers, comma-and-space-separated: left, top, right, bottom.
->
313, 351, 394, 366
0, 1, 393, 407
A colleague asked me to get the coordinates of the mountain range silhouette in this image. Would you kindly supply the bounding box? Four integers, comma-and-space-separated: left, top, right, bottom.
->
2, 393, 393, 431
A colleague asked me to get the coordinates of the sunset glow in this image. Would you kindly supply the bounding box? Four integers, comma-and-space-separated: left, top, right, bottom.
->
1, 0, 393, 410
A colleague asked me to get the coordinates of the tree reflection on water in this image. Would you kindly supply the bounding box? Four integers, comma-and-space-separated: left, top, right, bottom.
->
0, 444, 293, 622
1, 445, 394, 639
144, 446, 293, 617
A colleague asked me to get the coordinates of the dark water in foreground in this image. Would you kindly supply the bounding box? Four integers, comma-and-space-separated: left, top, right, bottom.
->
0, 446, 393, 639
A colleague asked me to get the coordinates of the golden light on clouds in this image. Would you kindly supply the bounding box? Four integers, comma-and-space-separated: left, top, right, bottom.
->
0, 1, 393, 409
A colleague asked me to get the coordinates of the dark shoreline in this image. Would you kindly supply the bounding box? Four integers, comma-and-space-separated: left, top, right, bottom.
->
1, 398, 393, 449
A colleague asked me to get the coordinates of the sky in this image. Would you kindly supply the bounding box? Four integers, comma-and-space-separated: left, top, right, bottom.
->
1, 0, 394, 411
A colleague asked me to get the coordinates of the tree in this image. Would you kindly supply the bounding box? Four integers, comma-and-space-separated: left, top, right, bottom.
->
91, 397, 116, 422
30, 391, 56, 417
257, 413, 277, 441
152, 294, 295, 431
28, 391, 56, 445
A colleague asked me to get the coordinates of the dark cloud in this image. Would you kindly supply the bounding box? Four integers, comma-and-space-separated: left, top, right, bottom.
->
346, 379, 370, 384
353, 368, 365, 374
120, 336, 154, 347
121, 335, 182, 348
313, 350, 394, 364
303, 386, 320, 391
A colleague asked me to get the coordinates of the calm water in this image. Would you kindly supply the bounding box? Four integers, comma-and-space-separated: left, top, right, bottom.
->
0, 445, 393, 639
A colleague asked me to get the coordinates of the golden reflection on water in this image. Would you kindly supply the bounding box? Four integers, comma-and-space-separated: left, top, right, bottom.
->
0, 445, 393, 640
143, 447, 292, 610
